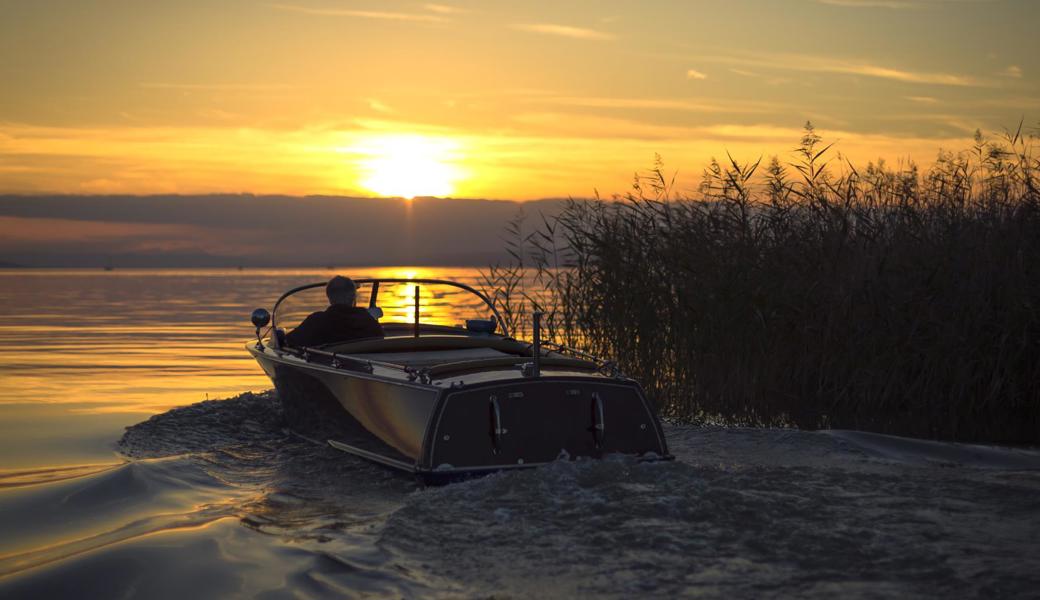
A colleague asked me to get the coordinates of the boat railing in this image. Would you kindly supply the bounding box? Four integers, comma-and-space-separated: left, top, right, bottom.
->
289, 345, 410, 375
539, 341, 624, 377
536, 340, 599, 362
282, 337, 621, 381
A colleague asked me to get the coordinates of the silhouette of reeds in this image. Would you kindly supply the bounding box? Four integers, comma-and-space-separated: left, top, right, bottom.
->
483, 122, 1040, 444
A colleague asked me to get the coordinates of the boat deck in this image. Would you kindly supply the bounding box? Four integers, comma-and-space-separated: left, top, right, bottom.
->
345, 346, 514, 368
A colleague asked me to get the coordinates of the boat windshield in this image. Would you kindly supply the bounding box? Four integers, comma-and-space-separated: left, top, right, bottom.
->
272, 279, 507, 336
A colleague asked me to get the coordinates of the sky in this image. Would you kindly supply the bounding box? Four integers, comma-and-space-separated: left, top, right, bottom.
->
0, 0, 1038, 200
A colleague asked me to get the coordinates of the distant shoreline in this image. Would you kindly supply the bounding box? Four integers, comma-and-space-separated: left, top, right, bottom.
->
0, 194, 567, 269
0, 264, 492, 268
0, 264, 493, 270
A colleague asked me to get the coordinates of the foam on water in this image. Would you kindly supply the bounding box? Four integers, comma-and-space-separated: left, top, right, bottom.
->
1, 392, 1039, 599
384, 448, 1040, 597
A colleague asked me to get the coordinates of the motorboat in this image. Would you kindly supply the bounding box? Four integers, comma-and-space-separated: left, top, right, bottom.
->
247, 278, 671, 483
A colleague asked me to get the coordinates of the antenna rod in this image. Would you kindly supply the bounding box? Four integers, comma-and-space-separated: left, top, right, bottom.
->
532, 311, 543, 377
368, 281, 380, 309
414, 284, 420, 338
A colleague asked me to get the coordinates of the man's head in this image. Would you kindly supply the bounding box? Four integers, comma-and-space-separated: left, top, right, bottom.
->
326, 276, 358, 306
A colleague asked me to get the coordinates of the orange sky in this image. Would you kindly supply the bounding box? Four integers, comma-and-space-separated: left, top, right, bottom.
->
1, 0, 1037, 199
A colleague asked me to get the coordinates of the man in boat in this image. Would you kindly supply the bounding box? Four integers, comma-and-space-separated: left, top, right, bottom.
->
284, 276, 384, 347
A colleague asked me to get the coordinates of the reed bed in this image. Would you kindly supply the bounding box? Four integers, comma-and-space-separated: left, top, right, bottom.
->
483, 123, 1040, 444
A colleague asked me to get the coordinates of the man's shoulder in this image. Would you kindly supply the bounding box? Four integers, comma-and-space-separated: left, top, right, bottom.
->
328, 306, 374, 319
327, 306, 383, 331
298, 310, 331, 325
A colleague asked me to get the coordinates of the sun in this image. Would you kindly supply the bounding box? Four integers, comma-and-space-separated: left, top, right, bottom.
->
356, 135, 463, 199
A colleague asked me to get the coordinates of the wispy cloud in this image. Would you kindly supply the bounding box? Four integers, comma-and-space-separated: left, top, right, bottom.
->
367, 99, 394, 114
726, 68, 791, 85
821, 62, 980, 85
139, 82, 289, 91
816, 0, 995, 8
529, 96, 775, 114
272, 4, 447, 22
1002, 65, 1023, 78
197, 108, 243, 121
510, 112, 933, 147
700, 123, 812, 141
817, 0, 918, 8
905, 95, 940, 104
686, 69, 708, 80
706, 54, 986, 87
423, 3, 466, 14
874, 112, 981, 134
0, 120, 987, 199
510, 23, 615, 41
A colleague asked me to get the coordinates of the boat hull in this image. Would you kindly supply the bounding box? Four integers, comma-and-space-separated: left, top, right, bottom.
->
252, 346, 437, 462
249, 344, 671, 482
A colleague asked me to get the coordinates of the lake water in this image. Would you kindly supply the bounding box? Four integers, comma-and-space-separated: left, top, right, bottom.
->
1, 268, 1039, 598
0, 267, 487, 468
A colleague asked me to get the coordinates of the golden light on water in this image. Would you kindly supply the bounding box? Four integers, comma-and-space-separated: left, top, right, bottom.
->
0, 267, 489, 417
388, 267, 422, 280
361, 267, 475, 326
355, 135, 464, 199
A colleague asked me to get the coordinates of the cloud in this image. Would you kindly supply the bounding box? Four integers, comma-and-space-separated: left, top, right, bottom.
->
971, 96, 1040, 110
0, 120, 988, 205
905, 96, 940, 104
686, 69, 708, 80
706, 54, 986, 87
1002, 65, 1023, 78
423, 3, 466, 14
700, 124, 812, 140
197, 108, 244, 120
817, 0, 918, 7
367, 99, 394, 114
873, 112, 981, 134
826, 62, 980, 85
272, 4, 447, 22
510, 23, 615, 41
529, 95, 774, 114
139, 82, 289, 91
816, 0, 995, 8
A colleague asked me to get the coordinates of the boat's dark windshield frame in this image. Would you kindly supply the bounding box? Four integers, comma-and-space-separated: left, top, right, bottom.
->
270, 278, 510, 338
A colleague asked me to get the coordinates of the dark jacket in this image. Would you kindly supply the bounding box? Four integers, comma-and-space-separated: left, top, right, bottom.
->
284, 305, 384, 348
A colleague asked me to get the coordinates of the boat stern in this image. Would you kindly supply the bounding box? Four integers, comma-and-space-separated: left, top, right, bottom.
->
417, 377, 670, 481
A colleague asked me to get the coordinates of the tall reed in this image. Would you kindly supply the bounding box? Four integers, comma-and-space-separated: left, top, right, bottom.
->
483, 123, 1040, 444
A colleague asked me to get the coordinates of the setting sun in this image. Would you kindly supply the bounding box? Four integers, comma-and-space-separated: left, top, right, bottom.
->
356, 135, 463, 199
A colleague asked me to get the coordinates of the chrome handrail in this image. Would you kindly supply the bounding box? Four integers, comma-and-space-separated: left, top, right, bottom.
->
282, 344, 404, 372
538, 341, 606, 364
282, 341, 607, 381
